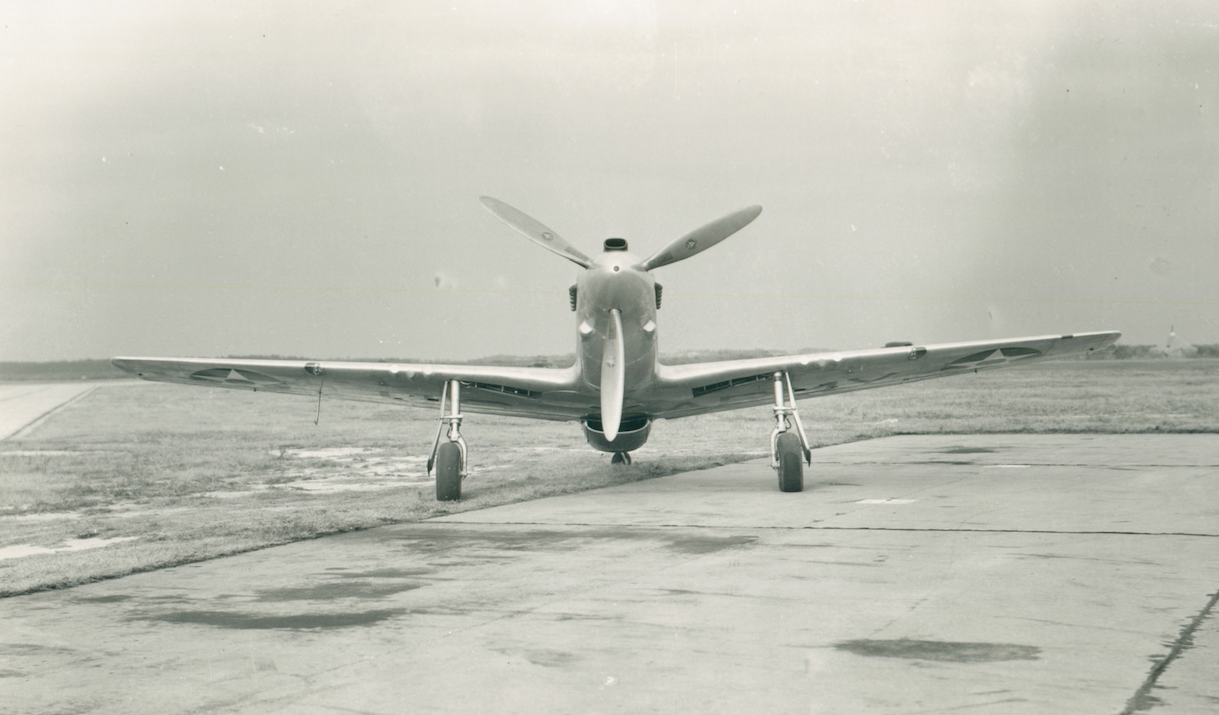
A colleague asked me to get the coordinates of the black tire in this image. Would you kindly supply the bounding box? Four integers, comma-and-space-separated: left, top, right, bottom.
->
435, 441, 462, 501
611, 452, 632, 465
776, 432, 804, 493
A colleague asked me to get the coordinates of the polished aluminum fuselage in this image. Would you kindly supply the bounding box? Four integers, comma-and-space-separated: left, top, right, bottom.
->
574, 249, 658, 403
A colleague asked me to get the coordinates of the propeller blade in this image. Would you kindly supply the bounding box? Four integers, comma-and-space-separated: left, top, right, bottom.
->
600, 309, 625, 442
640, 205, 762, 271
479, 196, 593, 268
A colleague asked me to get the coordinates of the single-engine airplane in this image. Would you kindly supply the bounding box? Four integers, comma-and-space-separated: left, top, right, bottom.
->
114, 198, 1120, 500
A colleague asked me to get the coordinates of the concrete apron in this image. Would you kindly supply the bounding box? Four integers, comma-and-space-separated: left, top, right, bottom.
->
0, 382, 98, 440
3, 434, 1217, 714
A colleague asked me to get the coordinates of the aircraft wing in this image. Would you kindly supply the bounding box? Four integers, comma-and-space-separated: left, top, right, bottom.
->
645, 331, 1121, 420
111, 357, 587, 421
115, 331, 1119, 424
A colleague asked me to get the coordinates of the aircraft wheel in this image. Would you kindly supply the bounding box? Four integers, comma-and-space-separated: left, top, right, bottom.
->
776, 432, 804, 493
611, 451, 632, 465
435, 441, 463, 501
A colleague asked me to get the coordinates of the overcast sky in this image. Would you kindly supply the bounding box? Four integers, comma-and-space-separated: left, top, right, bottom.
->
3, 1, 1217, 361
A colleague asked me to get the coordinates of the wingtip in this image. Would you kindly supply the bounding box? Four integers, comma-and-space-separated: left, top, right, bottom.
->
111, 357, 140, 375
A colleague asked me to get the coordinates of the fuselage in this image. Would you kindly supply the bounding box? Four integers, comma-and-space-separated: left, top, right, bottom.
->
574, 241, 658, 394
573, 240, 659, 451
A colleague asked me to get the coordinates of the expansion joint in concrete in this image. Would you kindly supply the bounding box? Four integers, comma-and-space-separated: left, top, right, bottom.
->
1119, 588, 1219, 715
439, 520, 1219, 540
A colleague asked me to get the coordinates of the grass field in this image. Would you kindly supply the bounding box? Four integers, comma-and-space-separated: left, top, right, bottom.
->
2, 359, 1217, 597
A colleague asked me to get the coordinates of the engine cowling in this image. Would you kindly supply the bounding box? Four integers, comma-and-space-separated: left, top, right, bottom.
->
582, 415, 652, 453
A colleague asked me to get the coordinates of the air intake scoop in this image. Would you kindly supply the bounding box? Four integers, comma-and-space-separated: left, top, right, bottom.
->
603, 238, 629, 252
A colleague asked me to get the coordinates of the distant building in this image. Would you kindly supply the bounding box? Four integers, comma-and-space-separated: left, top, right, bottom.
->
1151, 326, 1198, 358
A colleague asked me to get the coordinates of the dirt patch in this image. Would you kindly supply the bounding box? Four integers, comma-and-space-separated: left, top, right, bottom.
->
0, 536, 138, 561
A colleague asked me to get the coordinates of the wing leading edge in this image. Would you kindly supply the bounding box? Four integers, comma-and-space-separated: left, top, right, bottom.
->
111, 357, 587, 421
115, 331, 1119, 423
644, 331, 1121, 420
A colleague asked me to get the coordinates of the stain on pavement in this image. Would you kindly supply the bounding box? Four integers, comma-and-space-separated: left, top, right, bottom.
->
835, 638, 1041, 662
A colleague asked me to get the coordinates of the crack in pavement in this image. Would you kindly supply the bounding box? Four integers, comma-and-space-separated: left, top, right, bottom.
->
816, 460, 1219, 469
436, 520, 1219, 539
1119, 589, 1219, 715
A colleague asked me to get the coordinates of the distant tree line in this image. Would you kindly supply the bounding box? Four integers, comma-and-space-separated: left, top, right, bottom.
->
0, 360, 127, 381
1084, 344, 1219, 359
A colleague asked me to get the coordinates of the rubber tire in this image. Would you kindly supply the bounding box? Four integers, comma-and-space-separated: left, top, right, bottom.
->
776, 432, 804, 493
611, 452, 632, 465
435, 441, 462, 501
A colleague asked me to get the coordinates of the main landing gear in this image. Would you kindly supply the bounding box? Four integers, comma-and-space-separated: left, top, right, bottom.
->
427, 380, 468, 501
770, 372, 812, 492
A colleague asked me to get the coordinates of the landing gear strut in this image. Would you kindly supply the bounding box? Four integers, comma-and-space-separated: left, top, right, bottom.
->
427, 380, 468, 501
770, 372, 811, 492
611, 451, 632, 465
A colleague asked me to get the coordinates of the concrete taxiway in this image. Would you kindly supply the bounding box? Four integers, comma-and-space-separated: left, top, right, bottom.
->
0, 382, 98, 440
3, 434, 1217, 714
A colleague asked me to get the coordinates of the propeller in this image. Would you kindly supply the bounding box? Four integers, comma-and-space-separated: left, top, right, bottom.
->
600, 309, 625, 442
479, 196, 594, 268
639, 205, 762, 272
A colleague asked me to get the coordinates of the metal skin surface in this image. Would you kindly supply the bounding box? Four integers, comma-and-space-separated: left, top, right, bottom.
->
639, 205, 763, 271
581, 415, 652, 453
112, 198, 1122, 460
477, 196, 593, 268
577, 248, 657, 443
